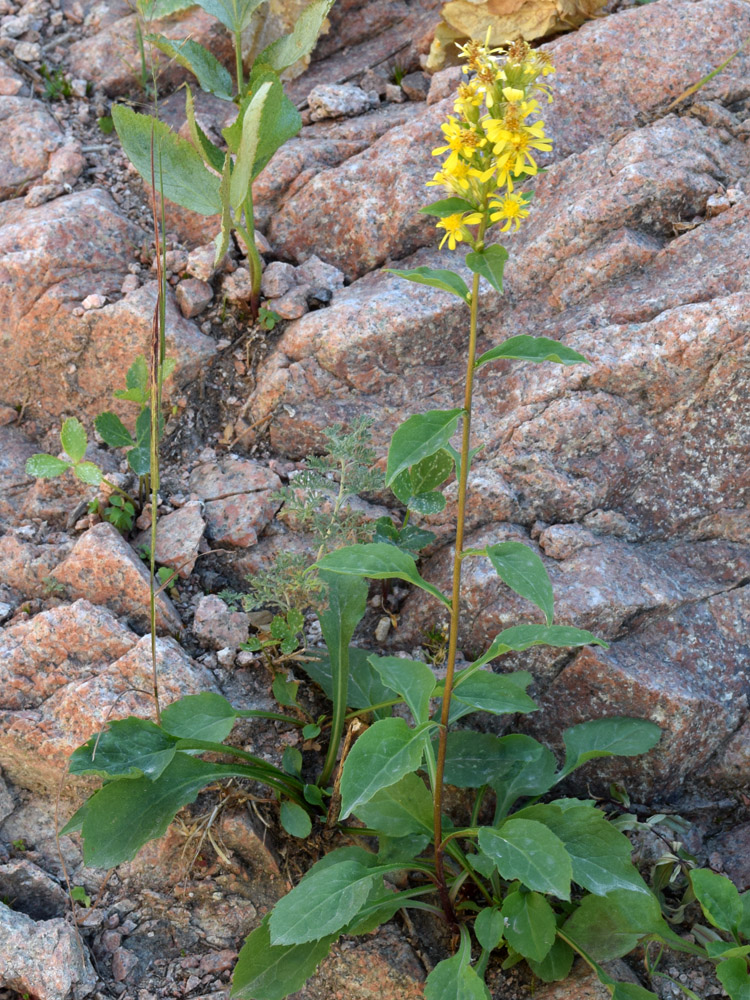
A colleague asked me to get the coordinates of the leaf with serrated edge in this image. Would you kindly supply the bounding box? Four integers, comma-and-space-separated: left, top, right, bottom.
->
369, 655, 435, 724
95, 412, 135, 450
195, 0, 267, 32
74, 462, 103, 485
386, 409, 463, 486
485, 541, 554, 625
231, 917, 335, 1000
316, 543, 451, 608
256, 0, 334, 72
339, 718, 432, 819
560, 718, 661, 778
386, 266, 470, 303
465, 245, 508, 295
148, 35, 233, 98
61, 417, 87, 463
26, 454, 71, 478
479, 819, 572, 899
160, 692, 237, 742
476, 334, 589, 369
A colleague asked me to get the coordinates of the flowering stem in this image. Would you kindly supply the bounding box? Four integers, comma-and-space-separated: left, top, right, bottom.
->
433, 220, 487, 927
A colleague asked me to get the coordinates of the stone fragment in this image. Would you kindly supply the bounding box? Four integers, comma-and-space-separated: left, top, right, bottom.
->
81, 293, 106, 310
112, 947, 139, 982
42, 142, 85, 186
0, 534, 73, 597
186, 242, 225, 282
51, 522, 182, 633
221, 267, 254, 305
384, 82, 405, 103
426, 65, 462, 104
400, 71, 429, 101
0, 770, 14, 823
190, 456, 281, 499
204, 492, 280, 548
0, 57, 23, 96
359, 67, 388, 97
0, 425, 36, 528
705, 192, 732, 217
538, 523, 600, 560
308, 83, 379, 120
272, 284, 310, 319
0, 96, 62, 199
0, 858, 68, 919
192, 595, 249, 651
175, 277, 213, 318
0, 901, 96, 1000
13, 40, 40, 62
135, 501, 205, 578
709, 823, 750, 890
261, 261, 297, 299
295, 254, 345, 297
121, 272, 139, 294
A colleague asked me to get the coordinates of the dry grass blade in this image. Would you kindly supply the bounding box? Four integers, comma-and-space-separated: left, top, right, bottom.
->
666, 33, 750, 111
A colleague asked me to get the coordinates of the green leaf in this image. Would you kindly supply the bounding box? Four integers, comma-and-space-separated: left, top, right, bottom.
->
300, 648, 392, 719
538, 805, 650, 896
126, 355, 149, 393
741, 891, 750, 938
95, 412, 135, 450
560, 718, 662, 778
476, 334, 589, 369
386, 409, 463, 487
391, 449, 453, 504
474, 907, 503, 951
184, 85, 226, 173
353, 773, 433, 837
229, 80, 272, 210
485, 541, 554, 625
195, 0, 267, 33
112, 104, 222, 216
149, 35, 234, 98
441, 731, 509, 788
717, 957, 750, 1000
318, 572, 368, 710
255, 0, 334, 72
369, 655, 435, 724
527, 938, 574, 982
69, 717, 177, 781
376, 833, 430, 866
138, 0, 194, 16
424, 933, 490, 1000
500, 890, 556, 962
465, 245, 508, 294
160, 692, 237, 742
563, 889, 665, 961
74, 462, 103, 485
419, 197, 478, 218
479, 819, 572, 899
127, 446, 151, 477
231, 917, 335, 1000
448, 669, 537, 722
339, 718, 432, 819
386, 266, 470, 304
61, 416, 88, 463
316, 543, 451, 608
269, 858, 382, 944
409, 491, 446, 515
25, 453, 71, 478
247, 71, 302, 180
272, 673, 300, 709
488, 734, 557, 820
470, 624, 606, 672
611, 984, 660, 1000
280, 801, 312, 839
691, 869, 743, 934
78, 754, 253, 867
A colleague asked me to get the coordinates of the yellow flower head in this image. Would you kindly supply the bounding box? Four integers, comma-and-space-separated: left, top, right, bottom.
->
432, 118, 486, 172
489, 192, 530, 231
436, 211, 483, 249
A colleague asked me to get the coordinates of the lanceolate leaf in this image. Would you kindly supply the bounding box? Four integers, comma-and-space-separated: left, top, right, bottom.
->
487, 735, 557, 821
476, 334, 589, 369
301, 647, 392, 719
470, 624, 606, 673
231, 917, 336, 1000
160, 692, 238, 742
479, 819, 572, 899
386, 409, 463, 486
255, 0, 335, 72
559, 718, 662, 778
339, 718, 433, 819
386, 266, 470, 303
369, 655, 436, 724
230, 80, 272, 210
420, 196, 478, 218
316, 543, 451, 608
68, 717, 177, 781
186, 85, 227, 173
249, 75, 302, 180
465, 244, 508, 294
484, 541, 554, 625
148, 35, 234, 99
113, 105, 222, 216
448, 669, 537, 722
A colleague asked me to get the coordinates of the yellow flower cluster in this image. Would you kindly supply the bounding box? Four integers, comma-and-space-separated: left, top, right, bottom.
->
429, 36, 554, 249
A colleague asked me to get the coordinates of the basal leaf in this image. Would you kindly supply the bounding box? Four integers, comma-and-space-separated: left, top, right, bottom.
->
300, 648, 392, 719
369, 655, 436, 724
560, 717, 661, 778
563, 889, 665, 962
255, 0, 334, 73
353, 772, 433, 838
611, 985, 661, 1000
474, 906, 503, 952
476, 334, 589, 369
716, 957, 750, 1000
691, 869, 743, 935
95, 412, 135, 450
113, 104, 222, 216
148, 35, 234, 98
488, 734, 557, 820
316, 543, 451, 608
339, 718, 433, 819
470, 624, 606, 672
386, 266, 470, 304
127, 445, 151, 477
160, 692, 237, 742
424, 933, 490, 1000
527, 938, 574, 983
280, 800, 312, 838
409, 491, 446, 515
500, 890, 556, 962
231, 916, 335, 1000
485, 541, 554, 625
25, 454, 71, 478
465, 245, 508, 294
479, 819, 572, 899
69, 717, 177, 781
61, 416, 88, 463
440, 731, 510, 788
386, 409, 463, 487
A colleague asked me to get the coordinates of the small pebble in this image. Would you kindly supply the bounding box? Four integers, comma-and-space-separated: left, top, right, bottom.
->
82, 293, 107, 310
